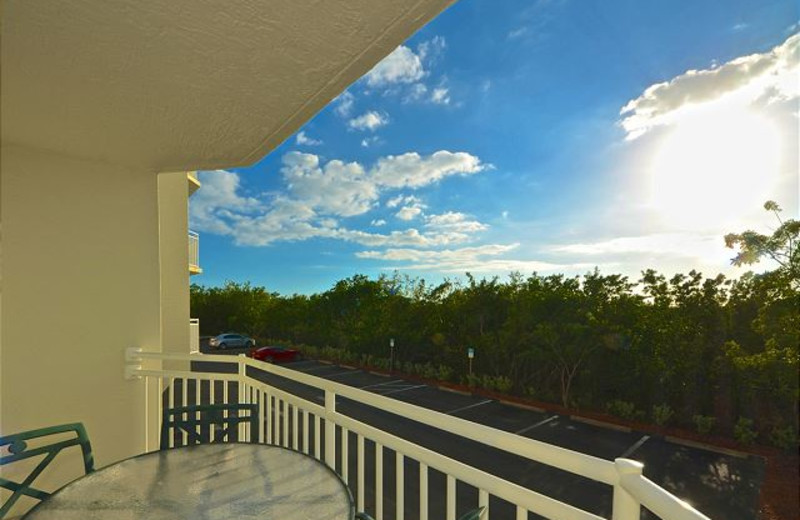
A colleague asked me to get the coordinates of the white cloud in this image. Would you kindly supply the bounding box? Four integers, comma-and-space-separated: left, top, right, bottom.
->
404, 83, 428, 103
365, 45, 425, 87
395, 206, 424, 221
296, 131, 322, 146
361, 136, 381, 148
348, 111, 389, 131
426, 212, 488, 233
191, 150, 488, 248
281, 152, 378, 217
620, 32, 800, 139
356, 243, 590, 273
417, 36, 446, 64
501, 211, 509, 219
189, 170, 262, 234
371, 219, 387, 227
507, 27, 528, 39
371, 151, 486, 189
334, 91, 355, 117
386, 194, 423, 209
430, 87, 451, 105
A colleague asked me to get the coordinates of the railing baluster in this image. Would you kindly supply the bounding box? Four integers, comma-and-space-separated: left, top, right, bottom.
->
259, 389, 265, 444
446, 475, 456, 520
341, 426, 349, 483
396, 452, 404, 520
293, 404, 299, 450
303, 410, 310, 454
181, 378, 188, 446
376, 443, 383, 520
357, 434, 365, 511
516, 506, 527, 520
479, 489, 489, 519
167, 377, 174, 448
420, 463, 429, 520
315, 415, 322, 460
283, 400, 290, 447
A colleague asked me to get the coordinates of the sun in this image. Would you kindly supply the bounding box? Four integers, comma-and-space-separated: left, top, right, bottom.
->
648, 105, 781, 230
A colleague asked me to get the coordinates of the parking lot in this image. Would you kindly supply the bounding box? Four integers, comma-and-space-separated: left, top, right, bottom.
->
196, 349, 764, 519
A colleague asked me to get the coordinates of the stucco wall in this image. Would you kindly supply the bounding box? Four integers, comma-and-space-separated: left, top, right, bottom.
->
0, 144, 162, 516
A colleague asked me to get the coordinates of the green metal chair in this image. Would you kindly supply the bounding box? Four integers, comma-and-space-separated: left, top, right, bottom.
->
0, 423, 95, 519
160, 403, 259, 450
355, 506, 485, 520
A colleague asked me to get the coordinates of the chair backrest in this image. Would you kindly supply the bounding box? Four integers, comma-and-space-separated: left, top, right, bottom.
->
160, 403, 259, 450
0, 423, 94, 519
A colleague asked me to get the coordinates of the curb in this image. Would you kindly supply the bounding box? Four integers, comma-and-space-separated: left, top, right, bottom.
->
340, 364, 357, 370
500, 399, 544, 413
439, 385, 472, 396
665, 436, 750, 458
571, 415, 632, 433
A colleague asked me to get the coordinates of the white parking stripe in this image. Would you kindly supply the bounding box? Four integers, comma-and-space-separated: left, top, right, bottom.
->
324, 370, 359, 378
358, 379, 404, 390
515, 415, 558, 435
447, 399, 492, 415
619, 435, 650, 459
380, 384, 426, 396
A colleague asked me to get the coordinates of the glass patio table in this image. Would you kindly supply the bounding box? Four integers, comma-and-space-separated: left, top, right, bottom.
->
23, 443, 355, 520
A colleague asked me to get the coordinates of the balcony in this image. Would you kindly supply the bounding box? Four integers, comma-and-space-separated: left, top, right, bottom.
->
125, 350, 711, 520
188, 231, 202, 275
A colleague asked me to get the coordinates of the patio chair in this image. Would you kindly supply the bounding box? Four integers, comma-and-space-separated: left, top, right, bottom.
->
0, 423, 95, 519
160, 403, 259, 449
355, 506, 485, 520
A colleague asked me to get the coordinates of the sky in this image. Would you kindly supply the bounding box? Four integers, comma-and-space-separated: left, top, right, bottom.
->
190, 0, 799, 295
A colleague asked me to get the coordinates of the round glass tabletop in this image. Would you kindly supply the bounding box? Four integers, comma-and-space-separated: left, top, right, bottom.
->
23, 443, 354, 520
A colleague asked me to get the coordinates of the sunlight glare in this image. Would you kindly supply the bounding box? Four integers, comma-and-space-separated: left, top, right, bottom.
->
648, 105, 781, 229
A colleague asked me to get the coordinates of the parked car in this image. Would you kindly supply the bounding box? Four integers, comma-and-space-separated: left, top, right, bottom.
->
209, 333, 255, 350
248, 346, 301, 363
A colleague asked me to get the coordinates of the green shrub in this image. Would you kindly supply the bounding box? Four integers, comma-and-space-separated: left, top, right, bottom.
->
733, 417, 757, 445
421, 363, 438, 380
769, 425, 798, 451
606, 400, 638, 420
437, 365, 453, 382
692, 415, 716, 435
652, 404, 674, 426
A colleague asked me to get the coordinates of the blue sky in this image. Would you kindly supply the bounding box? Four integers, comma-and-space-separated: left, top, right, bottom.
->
190, 0, 799, 295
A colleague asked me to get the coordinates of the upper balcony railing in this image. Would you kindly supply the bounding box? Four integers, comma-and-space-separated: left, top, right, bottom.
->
188, 231, 201, 274
124, 350, 711, 520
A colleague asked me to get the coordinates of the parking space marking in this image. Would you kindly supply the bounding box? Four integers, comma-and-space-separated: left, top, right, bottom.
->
380, 384, 427, 396
358, 379, 404, 390
446, 399, 493, 415
619, 435, 650, 459
515, 415, 558, 435
324, 370, 360, 378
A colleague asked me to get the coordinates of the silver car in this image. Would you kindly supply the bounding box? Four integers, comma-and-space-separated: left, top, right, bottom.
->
209, 333, 255, 350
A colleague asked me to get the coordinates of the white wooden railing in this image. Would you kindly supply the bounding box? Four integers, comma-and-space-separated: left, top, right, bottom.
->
124, 349, 710, 520
188, 231, 200, 271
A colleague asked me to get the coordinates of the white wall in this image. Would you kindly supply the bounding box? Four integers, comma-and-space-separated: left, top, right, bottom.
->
0, 143, 162, 516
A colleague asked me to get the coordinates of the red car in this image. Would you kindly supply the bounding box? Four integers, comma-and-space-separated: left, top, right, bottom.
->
248, 346, 302, 363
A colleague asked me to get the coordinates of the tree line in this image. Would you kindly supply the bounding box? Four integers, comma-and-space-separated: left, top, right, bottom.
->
191, 203, 798, 448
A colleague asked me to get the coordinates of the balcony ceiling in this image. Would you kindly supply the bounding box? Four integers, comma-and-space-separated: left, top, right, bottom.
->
1, 0, 454, 171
